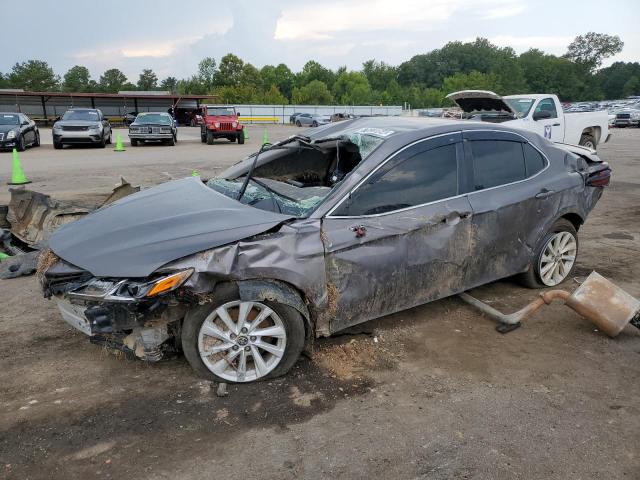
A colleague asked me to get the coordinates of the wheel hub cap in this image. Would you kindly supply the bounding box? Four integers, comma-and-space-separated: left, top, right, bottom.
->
197, 300, 287, 383
539, 231, 577, 286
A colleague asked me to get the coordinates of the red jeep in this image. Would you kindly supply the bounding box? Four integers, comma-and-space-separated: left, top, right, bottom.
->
200, 106, 245, 144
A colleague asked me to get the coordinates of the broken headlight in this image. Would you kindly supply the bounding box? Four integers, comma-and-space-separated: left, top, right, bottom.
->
67, 269, 193, 302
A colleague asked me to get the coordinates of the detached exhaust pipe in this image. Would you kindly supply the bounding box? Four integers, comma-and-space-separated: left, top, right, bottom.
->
459, 271, 640, 336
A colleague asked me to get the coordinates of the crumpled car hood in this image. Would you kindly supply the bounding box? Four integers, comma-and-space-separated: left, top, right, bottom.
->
49, 177, 294, 278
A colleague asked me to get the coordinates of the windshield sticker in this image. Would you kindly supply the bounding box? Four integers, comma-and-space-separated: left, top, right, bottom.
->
518, 99, 530, 103
3, 115, 16, 117
354, 127, 395, 138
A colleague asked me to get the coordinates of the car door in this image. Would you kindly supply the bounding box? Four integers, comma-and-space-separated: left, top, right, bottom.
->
531, 97, 563, 142
321, 132, 474, 333
20, 115, 34, 144
462, 130, 555, 288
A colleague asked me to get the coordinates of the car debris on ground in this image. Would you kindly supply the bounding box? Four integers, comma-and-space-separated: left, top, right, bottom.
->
0, 178, 139, 279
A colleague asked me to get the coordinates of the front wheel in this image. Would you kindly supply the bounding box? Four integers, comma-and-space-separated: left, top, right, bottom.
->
237, 132, 245, 144
34, 131, 40, 147
131, 139, 138, 147
166, 135, 175, 146
296, 120, 301, 127
182, 293, 305, 383
16, 135, 25, 152
206, 131, 214, 145
518, 219, 578, 288
312, 121, 318, 127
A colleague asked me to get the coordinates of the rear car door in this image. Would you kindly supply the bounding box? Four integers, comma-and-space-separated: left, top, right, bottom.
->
322, 132, 474, 333
462, 130, 554, 287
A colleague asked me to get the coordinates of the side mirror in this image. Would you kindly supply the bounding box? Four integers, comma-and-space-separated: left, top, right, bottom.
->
533, 110, 552, 120
236, 112, 241, 116
21, 120, 29, 126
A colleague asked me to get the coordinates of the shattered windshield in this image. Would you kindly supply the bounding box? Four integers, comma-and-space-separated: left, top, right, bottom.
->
504, 98, 534, 118
207, 178, 330, 217
206, 125, 391, 217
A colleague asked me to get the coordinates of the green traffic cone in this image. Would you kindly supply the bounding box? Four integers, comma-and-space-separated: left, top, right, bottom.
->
8, 148, 31, 185
262, 128, 269, 145
0, 251, 11, 261
243, 128, 250, 141
114, 133, 126, 152
192, 169, 199, 177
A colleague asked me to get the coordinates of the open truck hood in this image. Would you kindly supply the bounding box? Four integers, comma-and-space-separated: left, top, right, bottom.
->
49, 177, 294, 278
446, 90, 516, 115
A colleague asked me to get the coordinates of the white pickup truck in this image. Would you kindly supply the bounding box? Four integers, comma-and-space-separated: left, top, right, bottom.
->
446, 91, 610, 149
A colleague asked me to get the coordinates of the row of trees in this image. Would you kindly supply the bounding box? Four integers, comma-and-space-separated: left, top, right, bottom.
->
1, 33, 637, 107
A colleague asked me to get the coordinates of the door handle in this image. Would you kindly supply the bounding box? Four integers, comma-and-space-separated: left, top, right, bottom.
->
552, 123, 561, 126
535, 189, 555, 199
350, 225, 367, 238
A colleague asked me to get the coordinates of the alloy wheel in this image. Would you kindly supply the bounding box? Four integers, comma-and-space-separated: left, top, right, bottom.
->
198, 300, 287, 382
538, 231, 577, 286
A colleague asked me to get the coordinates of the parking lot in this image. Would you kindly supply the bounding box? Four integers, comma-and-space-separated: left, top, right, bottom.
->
1, 126, 639, 479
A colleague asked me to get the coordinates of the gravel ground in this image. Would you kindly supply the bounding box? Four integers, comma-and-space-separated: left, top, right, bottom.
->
0, 125, 639, 480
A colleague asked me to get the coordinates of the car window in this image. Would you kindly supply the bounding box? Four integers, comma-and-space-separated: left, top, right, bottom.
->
534, 98, 557, 119
470, 140, 526, 190
523, 143, 547, 176
334, 143, 458, 216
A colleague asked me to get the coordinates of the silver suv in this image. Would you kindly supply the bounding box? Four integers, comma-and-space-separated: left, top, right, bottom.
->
53, 108, 112, 149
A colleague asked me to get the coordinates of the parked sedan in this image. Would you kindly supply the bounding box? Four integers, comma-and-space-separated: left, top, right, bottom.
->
0, 113, 40, 151
52, 108, 112, 149
289, 112, 305, 124
295, 113, 330, 127
128, 112, 177, 146
41, 118, 610, 383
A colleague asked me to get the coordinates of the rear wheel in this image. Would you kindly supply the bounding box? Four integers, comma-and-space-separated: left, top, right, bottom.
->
53, 140, 62, 150
518, 219, 578, 288
106, 131, 112, 144
182, 292, 305, 383
312, 121, 318, 127
579, 134, 596, 149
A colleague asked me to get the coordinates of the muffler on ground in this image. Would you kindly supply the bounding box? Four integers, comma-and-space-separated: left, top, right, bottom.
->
459, 271, 640, 336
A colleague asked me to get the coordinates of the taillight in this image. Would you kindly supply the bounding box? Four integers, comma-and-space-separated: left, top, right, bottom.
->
586, 168, 611, 187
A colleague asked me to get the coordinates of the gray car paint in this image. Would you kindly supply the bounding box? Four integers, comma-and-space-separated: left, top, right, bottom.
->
47, 117, 604, 338
49, 177, 294, 278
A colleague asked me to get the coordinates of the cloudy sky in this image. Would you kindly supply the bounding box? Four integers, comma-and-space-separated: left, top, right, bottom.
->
1, 0, 638, 80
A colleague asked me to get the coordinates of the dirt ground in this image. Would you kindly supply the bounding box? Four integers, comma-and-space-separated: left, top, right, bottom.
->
1, 126, 639, 480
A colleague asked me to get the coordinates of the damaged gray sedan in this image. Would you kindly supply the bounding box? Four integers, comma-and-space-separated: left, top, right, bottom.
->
40, 117, 610, 383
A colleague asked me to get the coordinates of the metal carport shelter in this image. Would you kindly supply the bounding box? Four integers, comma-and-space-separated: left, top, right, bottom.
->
0, 89, 217, 125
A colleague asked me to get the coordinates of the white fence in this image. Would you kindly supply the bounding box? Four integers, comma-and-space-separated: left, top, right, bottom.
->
227, 104, 403, 124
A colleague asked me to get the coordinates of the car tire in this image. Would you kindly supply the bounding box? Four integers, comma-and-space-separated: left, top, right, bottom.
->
206, 131, 214, 145
579, 134, 596, 149
53, 141, 62, 150
34, 131, 40, 147
312, 121, 318, 127
237, 132, 245, 145
518, 218, 579, 289
16, 134, 25, 152
181, 288, 305, 383
131, 139, 138, 147
106, 131, 112, 145
296, 120, 301, 127
167, 135, 175, 146
97, 133, 106, 148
